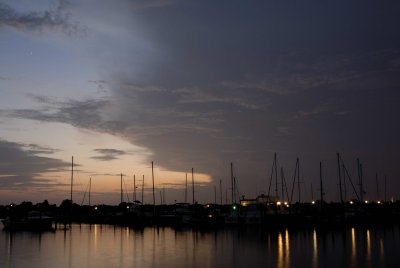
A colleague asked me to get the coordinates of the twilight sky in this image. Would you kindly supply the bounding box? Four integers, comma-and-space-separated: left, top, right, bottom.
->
1, 0, 400, 205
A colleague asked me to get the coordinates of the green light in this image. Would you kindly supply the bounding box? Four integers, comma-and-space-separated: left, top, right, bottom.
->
232, 205, 237, 210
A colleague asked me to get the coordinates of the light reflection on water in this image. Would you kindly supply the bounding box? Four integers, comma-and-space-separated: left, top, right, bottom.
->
1, 224, 399, 268
312, 229, 317, 268
351, 227, 357, 267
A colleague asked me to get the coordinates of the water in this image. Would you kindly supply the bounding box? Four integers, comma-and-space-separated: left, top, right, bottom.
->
1, 224, 399, 268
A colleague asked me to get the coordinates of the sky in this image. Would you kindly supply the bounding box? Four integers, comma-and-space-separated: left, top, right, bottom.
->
1, 0, 400, 205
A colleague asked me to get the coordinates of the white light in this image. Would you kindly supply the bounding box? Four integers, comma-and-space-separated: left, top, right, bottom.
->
284, 202, 288, 205
94, 206, 98, 210
311, 201, 315, 205
349, 201, 353, 205
365, 200, 369, 204
277, 201, 281, 206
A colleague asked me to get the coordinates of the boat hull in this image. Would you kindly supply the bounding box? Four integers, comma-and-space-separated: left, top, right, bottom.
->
2, 217, 54, 231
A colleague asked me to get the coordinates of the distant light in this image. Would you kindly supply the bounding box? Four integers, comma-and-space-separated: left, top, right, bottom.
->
286, 205, 290, 208
349, 201, 353, 205
127, 206, 130, 209
94, 206, 98, 210
365, 200, 369, 204
208, 214, 213, 218
377, 201, 381, 204
284, 202, 288, 205
232, 205, 237, 210
206, 204, 210, 208
311, 201, 315, 205
277, 201, 281, 206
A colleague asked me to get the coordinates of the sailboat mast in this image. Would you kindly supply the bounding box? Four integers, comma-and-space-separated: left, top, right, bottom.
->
185, 173, 188, 203
192, 168, 195, 204
142, 175, 144, 204
274, 153, 278, 200
152, 161, 155, 206
89, 177, 91, 206
230, 162, 234, 204
281, 167, 284, 201
220, 179, 222, 205
342, 163, 347, 201
71, 156, 74, 203
337, 153, 343, 203
120, 173, 123, 204
133, 175, 136, 202
297, 158, 301, 203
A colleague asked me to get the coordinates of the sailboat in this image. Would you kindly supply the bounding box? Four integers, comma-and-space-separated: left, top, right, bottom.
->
2, 210, 54, 231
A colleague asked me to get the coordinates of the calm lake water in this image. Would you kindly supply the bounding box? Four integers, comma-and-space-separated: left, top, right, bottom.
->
1, 223, 399, 268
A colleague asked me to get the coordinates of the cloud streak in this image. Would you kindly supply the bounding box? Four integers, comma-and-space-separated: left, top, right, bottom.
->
0, 139, 70, 190
91, 148, 127, 161
0, 0, 85, 36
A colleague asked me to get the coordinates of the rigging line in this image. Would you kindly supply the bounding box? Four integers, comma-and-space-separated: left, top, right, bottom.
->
234, 176, 240, 201
290, 158, 298, 203
123, 176, 131, 203
267, 154, 276, 201
80, 178, 90, 206
340, 156, 360, 201
232, 164, 240, 202
281, 168, 290, 202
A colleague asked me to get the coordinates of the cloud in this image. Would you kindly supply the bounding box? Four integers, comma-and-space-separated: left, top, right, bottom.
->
0, 0, 86, 36
0, 139, 70, 189
4, 95, 125, 135
23, 143, 61, 155
91, 148, 127, 161
130, 0, 178, 10
221, 49, 400, 96
88, 80, 108, 93
174, 86, 266, 110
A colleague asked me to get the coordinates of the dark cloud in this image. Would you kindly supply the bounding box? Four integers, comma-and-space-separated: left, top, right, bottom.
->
0, 0, 85, 36
88, 80, 108, 94
101, 1, 400, 200
4, 95, 125, 135
0, 139, 70, 189
91, 148, 127, 161
23, 143, 61, 155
